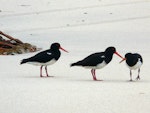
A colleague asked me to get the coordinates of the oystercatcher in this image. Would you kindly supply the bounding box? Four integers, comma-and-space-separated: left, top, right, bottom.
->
71, 47, 124, 81
20, 43, 68, 77
120, 53, 143, 81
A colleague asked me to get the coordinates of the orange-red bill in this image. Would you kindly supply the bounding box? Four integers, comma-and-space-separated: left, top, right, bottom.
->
115, 52, 124, 59
60, 46, 69, 53
119, 58, 126, 63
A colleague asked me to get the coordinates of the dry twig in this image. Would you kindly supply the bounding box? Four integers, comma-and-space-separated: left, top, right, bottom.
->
0, 31, 38, 55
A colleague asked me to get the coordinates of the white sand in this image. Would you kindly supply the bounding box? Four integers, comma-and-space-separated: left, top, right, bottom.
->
0, 0, 150, 113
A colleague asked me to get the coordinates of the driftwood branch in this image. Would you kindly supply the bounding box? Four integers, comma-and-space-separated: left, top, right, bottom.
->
0, 31, 23, 44
0, 31, 39, 55
0, 41, 15, 48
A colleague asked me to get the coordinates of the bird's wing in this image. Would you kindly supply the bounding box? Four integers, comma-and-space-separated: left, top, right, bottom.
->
80, 52, 105, 66
134, 53, 143, 63
27, 50, 55, 63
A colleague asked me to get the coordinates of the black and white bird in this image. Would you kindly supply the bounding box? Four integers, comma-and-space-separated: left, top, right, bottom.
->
71, 47, 124, 81
20, 43, 68, 77
120, 53, 143, 81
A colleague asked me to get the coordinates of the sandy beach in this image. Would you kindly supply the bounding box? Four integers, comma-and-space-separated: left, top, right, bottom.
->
0, 0, 150, 113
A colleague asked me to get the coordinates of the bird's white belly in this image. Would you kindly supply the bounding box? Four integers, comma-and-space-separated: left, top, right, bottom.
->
27, 59, 56, 66
84, 61, 107, 69
127, 61, 142, 70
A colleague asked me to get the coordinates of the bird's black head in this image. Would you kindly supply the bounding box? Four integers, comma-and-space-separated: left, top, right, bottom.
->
125, 53, 132, 59
105, 46, 124, 59
50, 42, 68, 52
50, 43, 60, 51
105, 47, 116, 54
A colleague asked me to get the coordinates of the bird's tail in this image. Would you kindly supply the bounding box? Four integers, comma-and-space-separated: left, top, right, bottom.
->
70, 61, 82, 67
20, 59, 28, 64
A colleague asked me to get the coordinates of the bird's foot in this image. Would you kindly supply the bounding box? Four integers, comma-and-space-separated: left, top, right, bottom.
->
93, 77, 97, 81
40, 76, 47, 78
129, 79, 133, 82
93, 78, 103, 81
136, 76, 140, 81
47, 75, 54, 77
95, 79, 103, 81
40, 75, 54, 78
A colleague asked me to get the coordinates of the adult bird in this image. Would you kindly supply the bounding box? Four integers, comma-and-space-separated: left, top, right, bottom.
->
71, 46, 124, 81
120, 53, 143, 81
20, 42, 68, 77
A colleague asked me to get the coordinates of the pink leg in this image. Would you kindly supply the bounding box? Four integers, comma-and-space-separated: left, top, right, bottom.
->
45, 66, 49, 77
93, 69, 97, 80
136, 68, 140, 80
91, 69, 94, 79
91, 69, 97, 80
40, 66, 43, 77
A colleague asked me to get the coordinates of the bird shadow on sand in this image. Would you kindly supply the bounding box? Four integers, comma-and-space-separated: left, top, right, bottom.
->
70, 79, 150, 84
20, 75, 55, 79
17, 75, 150, 83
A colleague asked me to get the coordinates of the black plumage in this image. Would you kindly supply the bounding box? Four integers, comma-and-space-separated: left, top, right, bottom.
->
71, 47, 124, 81
21, 43, 68, 77
120, 53, 143, 81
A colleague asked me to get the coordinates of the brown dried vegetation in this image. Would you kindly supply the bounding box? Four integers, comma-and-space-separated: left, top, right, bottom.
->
0, 31, 38, 55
